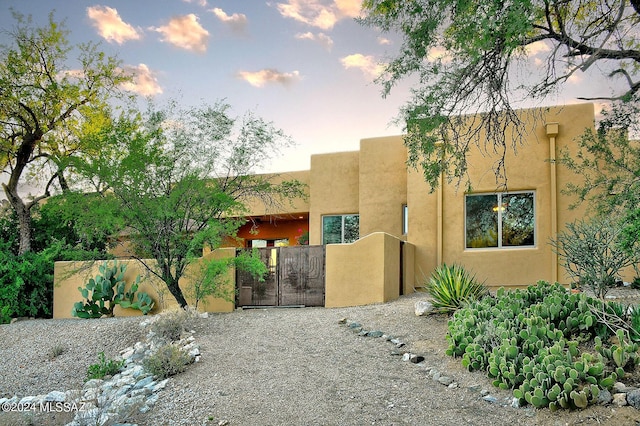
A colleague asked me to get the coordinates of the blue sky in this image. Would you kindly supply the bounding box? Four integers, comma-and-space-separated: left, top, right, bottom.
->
1, 0, 414, 174
0, 0, 619, 179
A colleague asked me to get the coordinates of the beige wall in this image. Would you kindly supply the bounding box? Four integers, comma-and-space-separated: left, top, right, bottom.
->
325, 233, 407, 308
53, 249, 236, 319
358, 136, 408, 237
313, 103, 608, 292
309, 151, 360, 245
439, 104, 594, 288
241, 170, 310, 217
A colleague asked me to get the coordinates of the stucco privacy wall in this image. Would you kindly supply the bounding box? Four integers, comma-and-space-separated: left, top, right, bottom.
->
325, 232, 409, 308
53, 249, 236, 319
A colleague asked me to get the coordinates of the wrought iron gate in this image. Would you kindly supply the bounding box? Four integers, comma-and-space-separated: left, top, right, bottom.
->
236, 245, 325, 307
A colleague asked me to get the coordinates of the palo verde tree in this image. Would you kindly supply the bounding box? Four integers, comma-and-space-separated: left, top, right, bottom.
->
358, 0, 640, 189
73, 101, 305, 308
0, 11, 130, 254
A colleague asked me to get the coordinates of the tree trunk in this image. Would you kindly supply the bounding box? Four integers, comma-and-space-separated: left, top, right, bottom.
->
4, 131, 42, 255
2, 184, 32, 255
166, 278, 189, 308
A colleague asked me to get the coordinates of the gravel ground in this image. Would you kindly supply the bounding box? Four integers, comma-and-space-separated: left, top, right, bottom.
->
2, 293, 640, 425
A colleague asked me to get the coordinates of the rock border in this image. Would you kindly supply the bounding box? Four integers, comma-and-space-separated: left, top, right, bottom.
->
338, 317, 640, 412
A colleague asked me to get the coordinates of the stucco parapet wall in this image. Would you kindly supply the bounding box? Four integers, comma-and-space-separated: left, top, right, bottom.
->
325, 232, 413, 308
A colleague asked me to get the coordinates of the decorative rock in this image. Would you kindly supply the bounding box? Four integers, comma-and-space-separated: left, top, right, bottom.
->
626, 389, 640, 409
597, 388, 613, 406
19, 395, 39, 405
415, 301, 434, 316
338, 318, 347, 324
448, 382, 458, 389
402, 353, 411, 362
358, 330, 369, 336
45, 390, 66, 402
437, 376, 453, 386
348, 322, 362, 329
613, 393, 628, 407
613, 382, 627, 393
133, 376, 155, 390
483, 395, 498, 403
367, 330, 384, 338
511, 397, 521, 408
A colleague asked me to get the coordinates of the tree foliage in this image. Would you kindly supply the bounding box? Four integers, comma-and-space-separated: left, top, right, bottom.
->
359, 0, 640, 189
0, 11, 130, 253
73, 101, 306, 308
560, 100, 640, 272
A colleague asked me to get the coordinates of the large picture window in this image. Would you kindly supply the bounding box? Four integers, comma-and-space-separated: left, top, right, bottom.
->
322, 214, 359, 244
465, 192, 535, 249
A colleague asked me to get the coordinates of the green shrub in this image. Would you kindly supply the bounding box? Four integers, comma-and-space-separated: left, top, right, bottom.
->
143, 344, 193, 379
86, 351, 125, 381
72, 260, 154, 318
423, 263, 488, 313
0, 241, 60, 323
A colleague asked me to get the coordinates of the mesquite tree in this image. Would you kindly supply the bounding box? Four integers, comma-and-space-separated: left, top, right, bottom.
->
359, 0, 640, 189
0, 11, 129, 254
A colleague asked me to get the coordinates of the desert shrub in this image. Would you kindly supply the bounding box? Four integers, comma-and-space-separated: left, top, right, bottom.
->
143, 344, 193, 379
49, 344, 66, 359
446, 281, 640, 411
422, 263, 488, 313
550, 216, 636, 299
150, 308, 200, 342
86, 351, 125, 381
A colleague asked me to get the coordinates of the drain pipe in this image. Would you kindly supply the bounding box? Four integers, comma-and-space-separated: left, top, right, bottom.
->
546, 122, 559, 283
437, 170, 443, 266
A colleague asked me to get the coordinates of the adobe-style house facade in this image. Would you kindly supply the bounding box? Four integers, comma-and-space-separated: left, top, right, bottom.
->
54, 102, 617, 316
236, 103, 612, 294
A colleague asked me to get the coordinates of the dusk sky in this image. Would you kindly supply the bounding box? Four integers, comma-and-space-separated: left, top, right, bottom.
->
0, 0, 619, 179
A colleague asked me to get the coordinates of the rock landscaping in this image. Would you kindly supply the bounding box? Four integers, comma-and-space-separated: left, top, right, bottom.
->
0, 314, 201, 426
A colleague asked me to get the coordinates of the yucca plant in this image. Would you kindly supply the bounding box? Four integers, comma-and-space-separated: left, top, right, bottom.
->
423, 263, 488, 313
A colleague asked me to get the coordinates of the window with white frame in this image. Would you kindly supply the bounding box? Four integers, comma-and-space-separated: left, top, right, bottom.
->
322, 214, 359, 244
465, 192, 535, 249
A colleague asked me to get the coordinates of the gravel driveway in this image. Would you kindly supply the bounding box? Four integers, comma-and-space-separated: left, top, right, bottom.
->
2, 293, 640, 426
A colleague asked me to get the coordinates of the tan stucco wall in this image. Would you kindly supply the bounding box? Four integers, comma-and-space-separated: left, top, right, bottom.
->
358, 136, 407, 237
241, 170, 310, 217
437, 104, 594, 288
309, 151, 360, 245
53, 249, 236, 319
325, 233, 405, 308
314, 103, 602, 291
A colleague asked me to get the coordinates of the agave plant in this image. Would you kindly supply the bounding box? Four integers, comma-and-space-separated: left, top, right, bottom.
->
424, 263, 488, 313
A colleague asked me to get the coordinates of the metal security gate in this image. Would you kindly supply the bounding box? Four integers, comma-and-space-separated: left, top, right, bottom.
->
236, 245, 325, 307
